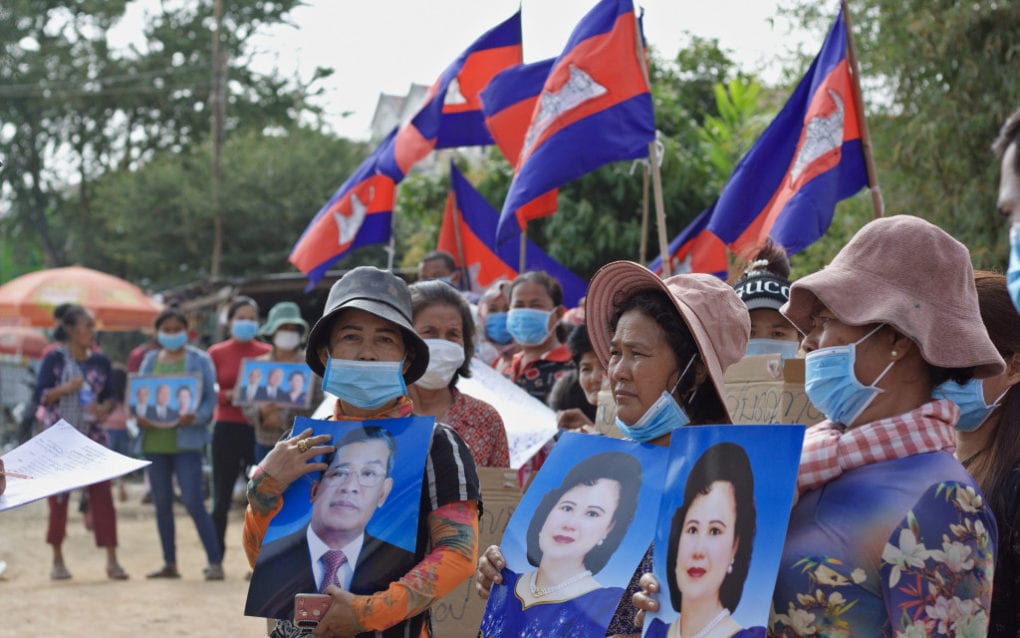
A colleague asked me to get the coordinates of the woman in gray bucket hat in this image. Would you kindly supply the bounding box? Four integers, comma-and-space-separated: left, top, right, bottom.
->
242, 266, 480, 638
766, 215, 1003, 636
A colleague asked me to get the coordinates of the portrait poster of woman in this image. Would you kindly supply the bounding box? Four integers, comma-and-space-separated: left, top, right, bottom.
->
643, 425, 805, 638
244, 415, 433, 620
480, 431, 667, 637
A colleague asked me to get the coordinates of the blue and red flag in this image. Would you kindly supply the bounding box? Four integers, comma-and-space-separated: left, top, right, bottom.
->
393, 12, 522, 175
289, 130, 400, 285
706, 10, 868, 258
648, 205, 729, 279
441, 162, 587, 307
495, 0, 655, 246
480, 58, 560, 228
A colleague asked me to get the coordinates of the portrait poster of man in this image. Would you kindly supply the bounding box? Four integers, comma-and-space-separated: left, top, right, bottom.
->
233, 358, 313, 409
480, 432, 667, 638
244, 415, 434, 621
126, 373, 201, 427
643, 425, 805, 638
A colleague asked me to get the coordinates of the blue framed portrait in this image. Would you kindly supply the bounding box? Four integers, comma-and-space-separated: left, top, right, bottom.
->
126, 373, 201, 426
234, 359, 313, 409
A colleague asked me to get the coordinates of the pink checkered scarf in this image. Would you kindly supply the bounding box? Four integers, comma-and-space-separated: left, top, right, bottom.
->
797, 399, 960, 495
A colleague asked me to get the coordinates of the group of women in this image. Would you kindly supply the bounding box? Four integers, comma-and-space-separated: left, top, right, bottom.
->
470, 214, 1018, 638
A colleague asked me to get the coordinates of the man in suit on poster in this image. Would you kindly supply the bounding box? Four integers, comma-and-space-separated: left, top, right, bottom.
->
245, 426, 414, 620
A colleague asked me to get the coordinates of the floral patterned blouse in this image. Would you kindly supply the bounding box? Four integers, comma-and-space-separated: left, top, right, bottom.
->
769, 451, 997, 638
444, 387, 510, 467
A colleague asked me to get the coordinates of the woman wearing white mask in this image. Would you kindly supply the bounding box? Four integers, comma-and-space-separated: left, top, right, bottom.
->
934, 271, 1020, 637
731, 240, 801, 358
501, 271, 573, 405
207, 296, 271, 558
758, 216, 1001, 636
477, 261, 750, 637
243, 301, 322, 464
408, 280, 509, 468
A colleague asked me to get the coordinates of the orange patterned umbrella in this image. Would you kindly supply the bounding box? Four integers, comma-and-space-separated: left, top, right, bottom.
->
0, 266, 162, 331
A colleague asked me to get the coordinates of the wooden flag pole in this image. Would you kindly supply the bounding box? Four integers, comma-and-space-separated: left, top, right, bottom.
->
639, 162, 650, 264
631, 10, 670, 276
841, 0, 884, 219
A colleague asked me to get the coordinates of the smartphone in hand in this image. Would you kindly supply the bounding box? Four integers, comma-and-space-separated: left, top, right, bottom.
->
294, 593, 334, 628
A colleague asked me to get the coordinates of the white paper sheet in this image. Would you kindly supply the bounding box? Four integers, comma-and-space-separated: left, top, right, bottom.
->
0, 420, 151, 511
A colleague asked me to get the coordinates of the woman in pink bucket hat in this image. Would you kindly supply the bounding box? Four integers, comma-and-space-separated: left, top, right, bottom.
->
764, 215, 1003, 636
476, 261, 751, 637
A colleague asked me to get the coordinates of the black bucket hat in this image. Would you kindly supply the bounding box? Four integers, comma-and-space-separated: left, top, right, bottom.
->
306, 266, 429, 383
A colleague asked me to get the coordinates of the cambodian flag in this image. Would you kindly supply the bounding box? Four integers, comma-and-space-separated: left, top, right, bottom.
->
393, 11, 522, 175
289, 130, 399, 285
480, 58, 560, 228
441, 163, 587, 307
495, 0, 655, 246
648, 205, 729, 279
707, 10, 868, 258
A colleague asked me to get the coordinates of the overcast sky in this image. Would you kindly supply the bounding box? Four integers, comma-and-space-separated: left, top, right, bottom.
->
109, 0, 820, 141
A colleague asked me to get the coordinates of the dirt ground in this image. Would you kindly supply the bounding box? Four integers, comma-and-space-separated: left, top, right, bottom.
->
0, 478, 270, 637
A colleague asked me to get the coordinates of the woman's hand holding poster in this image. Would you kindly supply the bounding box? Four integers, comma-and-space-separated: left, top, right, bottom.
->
480, 432, 668, 638
244, 415, 433, 622
643, 425, 805, 638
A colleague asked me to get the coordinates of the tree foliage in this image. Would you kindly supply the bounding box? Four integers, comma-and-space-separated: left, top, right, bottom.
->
787, 0, 1020, 271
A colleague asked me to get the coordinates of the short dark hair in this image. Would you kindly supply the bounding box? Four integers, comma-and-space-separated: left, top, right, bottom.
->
993, 107, 1020, 173
609, 289, 728, 424
289, 370, 306, 382
419, 251, 457, 273
228, 296, 259, 320
323, 426, 397, 479
510, 271, 563, 308
565, 323, 594, 365
525, 451, 641, 574
155, 306, 189, 331
408, 280, 475, 385
53, 304, 90, 343
666, 442, 756, 614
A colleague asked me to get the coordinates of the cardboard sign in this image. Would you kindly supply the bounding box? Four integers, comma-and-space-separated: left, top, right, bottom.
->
431, 467, 522, 638
723, 354, 824, 426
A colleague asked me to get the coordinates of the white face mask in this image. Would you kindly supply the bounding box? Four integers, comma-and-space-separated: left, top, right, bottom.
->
416, 338, 466, 390
273, 330, 302, 351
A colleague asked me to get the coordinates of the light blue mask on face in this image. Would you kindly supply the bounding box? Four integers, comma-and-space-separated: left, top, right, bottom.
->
745, 338, 800, 359
231, 319, 258, 342
484, 312, 512, 345
1008, 223, 1020, 314
804, 324, 896, 427
506, 308, 552, 346
615, 354, 696, 443
157, 330, 187, 351
322, 358, 407, 409
934, 377, 1008, 432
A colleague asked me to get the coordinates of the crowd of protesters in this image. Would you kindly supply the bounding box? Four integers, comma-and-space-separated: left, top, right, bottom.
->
4, 107, 1020, 638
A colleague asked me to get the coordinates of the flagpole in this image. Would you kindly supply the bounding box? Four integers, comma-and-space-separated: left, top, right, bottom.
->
519, 227, 527, 274
639, 162, 650, 264
841, 0, 884, 219
631, 11, 671, 276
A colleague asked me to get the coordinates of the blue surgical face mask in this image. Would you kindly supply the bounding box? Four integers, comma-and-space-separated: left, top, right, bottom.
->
615, 354, 696, 443
1008, 223, 1020, 314
934, 377, 1009, 432
804, 324, 896, 426
506, 308, 552, 346
746, 338, 801, 359
231, 319, 258, 342
157, 330, 187, 351
321, 358, 407, 409
484, 312, 512, 345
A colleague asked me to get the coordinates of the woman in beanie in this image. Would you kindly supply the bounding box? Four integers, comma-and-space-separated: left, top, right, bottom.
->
477, 261, 751, 637
934, 271, 1020, 637
732, 239, 801, 358
768, 215, 1001, 636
